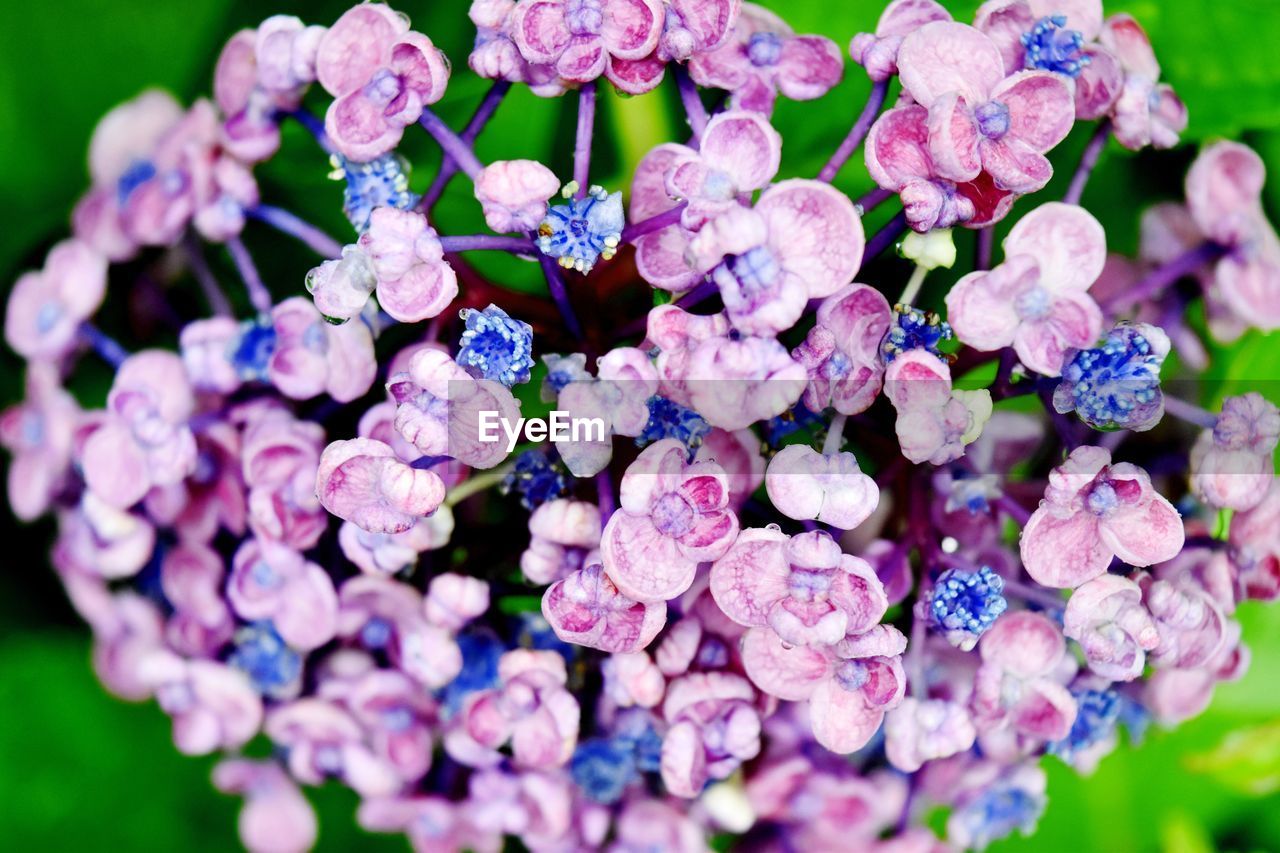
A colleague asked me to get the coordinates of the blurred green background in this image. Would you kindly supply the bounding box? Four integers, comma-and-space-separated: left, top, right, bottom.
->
2, 1, 1280, 850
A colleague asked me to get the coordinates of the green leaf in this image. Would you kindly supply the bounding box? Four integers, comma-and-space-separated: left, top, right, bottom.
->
1185, 720, 1280, 796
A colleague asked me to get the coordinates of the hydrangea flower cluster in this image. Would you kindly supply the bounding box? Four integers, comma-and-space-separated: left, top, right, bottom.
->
4, 1, 1278, 851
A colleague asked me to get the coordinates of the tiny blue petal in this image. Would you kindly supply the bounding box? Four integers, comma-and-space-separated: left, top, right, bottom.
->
637, 396, 711, 457
571, 738, 639, 804
457, 304, 535, 387
1054, 324, 1166, 431
229, 622, 302, 698
1021, 16, 1091, 79
331, 153, 420, 233
881, 304, 953, 363
929, 566, 1008, 643
230, 316, 278, 382
537, 187, 624, 273
501, 447, 570, 510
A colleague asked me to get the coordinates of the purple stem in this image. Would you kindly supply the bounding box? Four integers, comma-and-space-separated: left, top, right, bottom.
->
996, 494, 1032, 527
1003, 578, 1066, 611
286, 108, 334, 153
1063, 120, 1111, 206
906, 603, 928, 699
79, 323, 128, 368
817, 79, 889, 183
537, 251, 584, 340
1163, 395, 1219, 430
977, 226, 995, 271
420, 80, 512, 212
674, 65, 708, 144
249, 205, 343, 258
439, 235, 536, 254
596, 469, 615, 520
855, 186, 893, 216
1106, 241, 1226, 310
621, 203, 688, 243
862, 211, 908, 265
183, 233, 232, 317
226, 237, 274, 315
573, 82, 597, 198
419, 109, 484, 179
411, 455, 451, 470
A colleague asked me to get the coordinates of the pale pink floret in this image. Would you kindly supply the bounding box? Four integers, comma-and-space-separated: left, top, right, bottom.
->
685, 334, 807, 430
793, 283, 893, 416
448, 649, 580, 769
161, 542, 235, 657
630, 144, 704, 293
866, 102, 1009, 232
521, 499, 602, 584
268, 297, 377, 402
63, 579, 164, 701
971, 611, 1077, 741
317, 4, 450, 161
884, 697, 977, 772
240, 408, 328, 550
358, 207, 459, 322
602, 651, 665, 708
601, 438, 739, 603
1184, 142, 1280, 331
689, 180, 865, 336
660, 671, 762, 796
214, 17, 325, 162
317, 438, 446, 535
883, 349, 992, 466
712, 528, 887, 648
74, 89, 185, 260
228, 538, 339, 651
689, 3, 843, 115
1190, 393, 1280, 511
1139, 570, 1228, 671
766, 445, 879, 530
511, 0, 665, 92
138, 649, 263, 755
1143, 613, 1248, 726
896, 21, 1075, 194
740, 626, 906, 754
1100, 14, 1187, 150
336, 576, 464, 688
180, 318, 243, 394
388, 347, 522, 469
338, 508, 454, 576
474, 160, 561, 233
4, 239, 108, 362
0, 364, 79, 521
667, 110, 782, 229
468, 0, 567, 98
1020, 445, 1185, 588
81, 350, 198, 509
54, 494, 157, 580
946, 203, 1106, 376
424, 573, 490, 631
694, 427, 765, 509
1230, 482, 1280, 603
1063, 574, 1159, 681
212, 759, 318, 853
973, 0, 1122, 120
339, 669, 439, 784
555, 347, 660, 477
645, 304, 731, 405
542, 563, 667, 652
265, 698, 401, 797
850, 0, 952, 82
